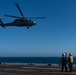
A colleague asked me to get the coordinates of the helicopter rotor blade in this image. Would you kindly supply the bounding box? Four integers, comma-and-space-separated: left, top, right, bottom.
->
15, 3, 25, 17
28, 17, 47, 19
5, 15, 21, 18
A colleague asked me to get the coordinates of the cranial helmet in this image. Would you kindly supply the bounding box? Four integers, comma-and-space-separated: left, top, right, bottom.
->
62, 53, 65, 56
69, 53, 72, 56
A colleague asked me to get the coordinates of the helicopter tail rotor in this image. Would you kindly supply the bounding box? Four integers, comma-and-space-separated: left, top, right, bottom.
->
0, 19, 5, 28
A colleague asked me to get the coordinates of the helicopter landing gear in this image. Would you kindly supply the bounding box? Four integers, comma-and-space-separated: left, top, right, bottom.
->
27, 27, 29, 29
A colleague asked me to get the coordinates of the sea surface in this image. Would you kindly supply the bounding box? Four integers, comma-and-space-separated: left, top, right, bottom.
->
0, 57, 76, 65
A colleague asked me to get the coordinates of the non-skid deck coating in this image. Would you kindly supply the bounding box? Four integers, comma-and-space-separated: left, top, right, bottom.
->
0, 65, 75, 75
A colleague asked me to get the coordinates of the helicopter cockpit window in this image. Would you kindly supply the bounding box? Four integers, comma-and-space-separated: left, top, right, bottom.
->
29, 20, 33, 23
26, 20, 28, 22
29, 20, 31, 22
32, 21, 33, 23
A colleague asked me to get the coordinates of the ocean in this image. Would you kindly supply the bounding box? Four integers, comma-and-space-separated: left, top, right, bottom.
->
0, 57, 76, 65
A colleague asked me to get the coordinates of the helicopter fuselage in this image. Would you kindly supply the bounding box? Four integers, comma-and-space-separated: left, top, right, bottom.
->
0, 3, 46, 29
4, 19, 36, 27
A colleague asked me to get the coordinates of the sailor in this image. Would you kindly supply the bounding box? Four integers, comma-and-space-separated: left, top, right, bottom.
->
61, 53, 67, 72
68, 53, 73, 72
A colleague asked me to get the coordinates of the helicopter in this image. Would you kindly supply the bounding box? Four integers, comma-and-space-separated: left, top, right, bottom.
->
0, 3, 46, 29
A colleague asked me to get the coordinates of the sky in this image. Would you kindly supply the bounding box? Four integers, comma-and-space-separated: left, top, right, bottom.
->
0, 0, 76, 57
